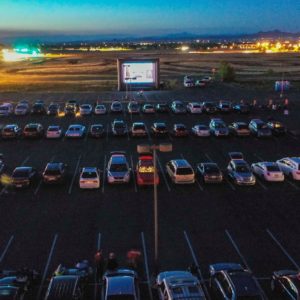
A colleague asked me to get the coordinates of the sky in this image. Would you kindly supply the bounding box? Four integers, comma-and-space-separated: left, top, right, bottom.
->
0, 0, 299, 37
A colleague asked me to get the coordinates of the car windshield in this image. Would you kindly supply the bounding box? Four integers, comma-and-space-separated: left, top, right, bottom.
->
17, 105, 27, 109
0, 107, 9, 111
48, 127, 59, 131
82, 171, 97, 178
177, 167, 193, 175
215, 123, 226, 129
107, 296, 135, 300
96, 105, 105, 109
205, 165, 219, 173
13, 170, 29, 177
176, 126, 186, 131
198, 125, 208, 130
114, 123, 125, 128
133, 125, 145, 130
266, 165, 280, 172
70, 127, 80, 131
237, 124, 248, 130
110, 163, 128, 172
175, 104, 184, 109
81, 105, 90, 109
236, 165, 250, 173
25, 127, 37, 132
156, 125, 166, 130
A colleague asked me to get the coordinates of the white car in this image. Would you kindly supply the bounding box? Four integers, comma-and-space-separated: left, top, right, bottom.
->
187, 102, 202, 114
191, 124, 210, 137
276, 157, 300, 180
65, 124, 86, 138
94, 104, 107, 114
166, 159, 195, 184
79, 167, 100, 189
0, 103, 13, 116
79, 104, 93, 115
209, 118, 229, 137
14, 103, 30, 115
46, 125, 63, 139
251, 162, 284, 182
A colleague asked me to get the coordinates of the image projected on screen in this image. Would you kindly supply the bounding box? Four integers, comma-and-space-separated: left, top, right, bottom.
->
122, 62, 155, 84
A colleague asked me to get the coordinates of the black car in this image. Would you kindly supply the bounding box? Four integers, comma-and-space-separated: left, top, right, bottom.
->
65, 100, 79, 109
0, 269, 40, 300
64, 104, 77, 116
42, 162, 68, 184
209, 263, 265, 300
271, 270, 300, 299
89, 124, 104, 138
155, 103, 169, 113
23, 123, 44, 139
1, 124, 22, 139
202, 101, 217, 114
47, 103, 61, 116
267, 120, 286, 136
172, 123, 189, 137
197, 162, 223, 183
112, 119, 127, 136
11, 166, 38, 188
31, 103, 46, 115
233, 103, 250, 114
151, 122, 168, 136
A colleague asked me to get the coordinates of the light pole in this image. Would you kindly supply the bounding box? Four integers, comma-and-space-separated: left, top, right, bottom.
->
137, 143, 172, 271
125, 76, 137, 101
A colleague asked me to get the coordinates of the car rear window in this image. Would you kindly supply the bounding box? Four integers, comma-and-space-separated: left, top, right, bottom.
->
114, 122, 125, 128
45, 169, 61, 176
238, 124, 248, 130
110, 163, 128, 172
82, 171, 97, 178
48, 127, 59, 132
177, 167, 193, 175
24, 127, 37, 132
266, 165, 280, 172
236, 165, 250, 173
133, 125, 145, 130
13, 170, 29, 177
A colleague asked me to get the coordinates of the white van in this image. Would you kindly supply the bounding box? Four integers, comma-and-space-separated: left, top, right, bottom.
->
0, 103, 14, 116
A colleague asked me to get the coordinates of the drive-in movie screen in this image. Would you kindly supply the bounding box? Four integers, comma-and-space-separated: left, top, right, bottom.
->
122, 62, 156, 84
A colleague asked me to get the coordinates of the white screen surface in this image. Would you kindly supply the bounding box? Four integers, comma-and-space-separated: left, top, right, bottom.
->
122, 62, 155, 84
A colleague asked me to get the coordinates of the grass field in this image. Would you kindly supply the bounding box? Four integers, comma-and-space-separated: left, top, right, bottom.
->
0, 51, 300, 92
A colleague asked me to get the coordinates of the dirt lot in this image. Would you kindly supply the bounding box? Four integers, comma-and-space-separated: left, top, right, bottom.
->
0, 50, 300, 92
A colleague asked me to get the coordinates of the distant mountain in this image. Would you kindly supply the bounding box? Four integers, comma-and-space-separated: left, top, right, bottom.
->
0, 30, 299, 44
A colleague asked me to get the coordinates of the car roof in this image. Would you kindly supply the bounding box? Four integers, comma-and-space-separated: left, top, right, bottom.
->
69, 124, 83, 128
4, 124, 17, 128
133, 122, 145, 126
106, 276, 135, 296
46, 162, 63, 169
91, 124, 103, 127
25, 123, 41, 127
172, 159, 191, 168
174, 123, 186, 127
111, 155, 126, 164
227, 271, 260, 296
82, 167, 98, 172
232, 159, 247, 165
154, 122, 166, 126
48, 125, 60, 129
14, 166, 32, 171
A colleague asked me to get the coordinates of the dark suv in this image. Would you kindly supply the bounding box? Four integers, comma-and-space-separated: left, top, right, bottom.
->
11, 166, 38, 188
42, 162, 68, 184
23, 123, 44, 139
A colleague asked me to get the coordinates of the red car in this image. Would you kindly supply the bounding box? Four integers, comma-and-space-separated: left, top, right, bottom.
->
136, 155, 159, 186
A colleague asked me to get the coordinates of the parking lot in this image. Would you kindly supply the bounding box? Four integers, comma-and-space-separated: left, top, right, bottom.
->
0, 86, 300, 299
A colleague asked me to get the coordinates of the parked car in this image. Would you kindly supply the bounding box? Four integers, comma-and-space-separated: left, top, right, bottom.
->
11, 166, 38, 188
42, 162, 68, 184
23, 123, 44, 139
79, 167, 100, 189
65, 124, 86, 138
64, 104, 76, 116
1, 124, 22, 139
107, 152, 131, 184
191, 124, 210, 137
209, 263, 265, 300
79, 104, 93, 116
46, 125, 63, 139
218, 101, 232, 113
94, 104, 107, 115
271, 269, 300, 299
228, 122, 251, 137
156, 271, 206, 300
131, 122, 147, 137
142, 103, 155, 114
195, 79, 206, 87
251, 162, 284, 182
127, 101, 140, 114
89, 124, 104, 138
166, 159, 195, 184
187, 102, 202, 114
151, 122, 168, 136
249, 119, 272, 138
227, 159, 256, 185
14, 102, 29, 115
201, 101, 216, 114
197, 162, 223, 183
172, 123, 189, 137
136, 154, 159, 186
233, 103, 250, 114
171, 101, 187, 114
183, 75, 194, 87
0, 103, 14, 116
65, 100, 79, 110
102, 269, 140, 300
276, 157, 300, 181
228, 152, 244, 161
112, 119, 127, 136
47, 103, 61, 116
31, 102, 46, 115
110, 101, 123, 113
209, 118, 229, 137
267, 120, 286, 136
155, 103, 169, 113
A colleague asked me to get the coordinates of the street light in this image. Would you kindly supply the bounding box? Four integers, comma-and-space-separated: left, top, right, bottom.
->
137, 143, 172, 271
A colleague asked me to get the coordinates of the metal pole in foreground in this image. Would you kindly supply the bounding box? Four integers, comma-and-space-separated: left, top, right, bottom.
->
153, 147, 158, 271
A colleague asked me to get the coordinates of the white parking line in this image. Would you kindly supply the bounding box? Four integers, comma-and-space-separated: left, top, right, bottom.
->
168, 133, 173, 142
130, 155, 138, 192
256, 178, 268, 191
156, 154, 171, 192
141, 232, 153, 300
253, 153, 264, 161
68, 155, 82, 194
21, 155, 31, 166
183, 231, 211, 300
286, 179, 300, 190
204, 153, 213, 162
224, 177, 236, 191
287, 132, 299, 140
37, 234, 58, 300
267, 229, 300, 270
102, 155, 107, 193
0, 235, 14, 264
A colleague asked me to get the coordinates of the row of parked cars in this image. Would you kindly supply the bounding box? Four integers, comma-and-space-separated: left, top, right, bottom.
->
1, 263, 299, 300
0, 119, 286, 140
4, 152, 300, 190
0, 99, 255, 117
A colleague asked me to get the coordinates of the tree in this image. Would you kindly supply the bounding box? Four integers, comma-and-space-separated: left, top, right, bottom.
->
219, 61, 236, 82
